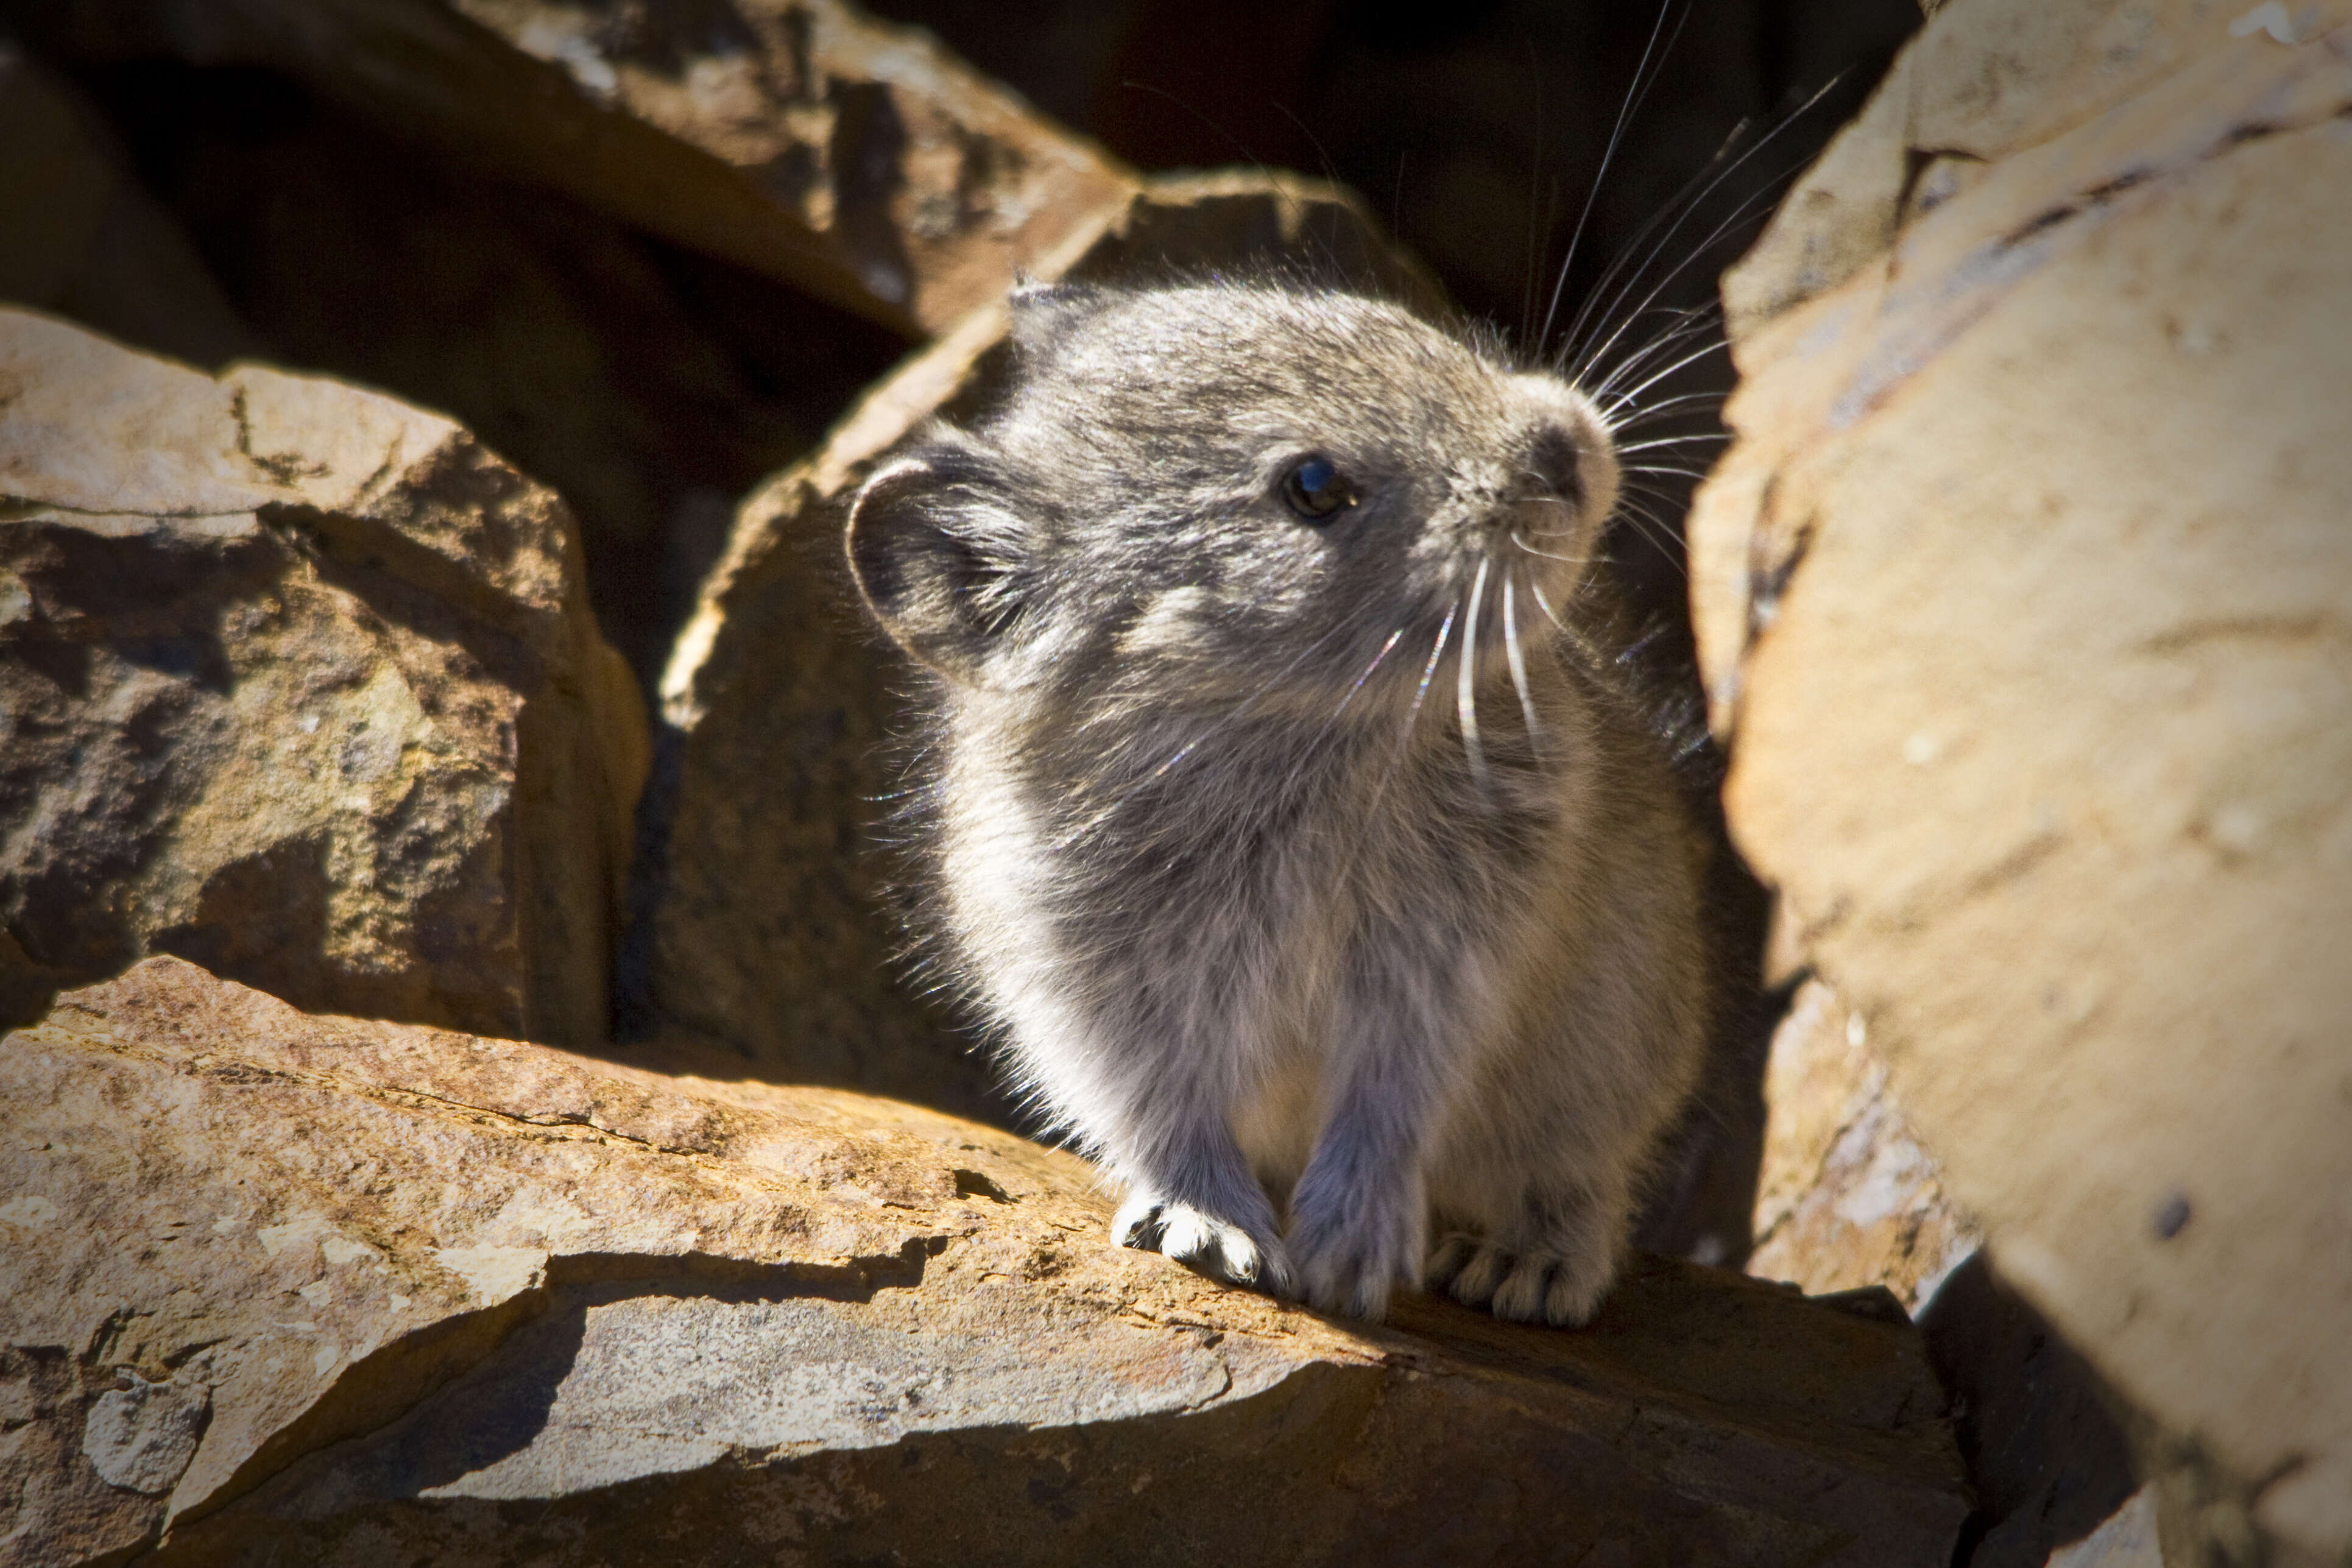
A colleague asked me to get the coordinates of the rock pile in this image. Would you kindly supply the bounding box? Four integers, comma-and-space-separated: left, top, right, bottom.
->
14, 0, 1135, 337
0, 2, 1982, 1561
3, 0, 2337, 1561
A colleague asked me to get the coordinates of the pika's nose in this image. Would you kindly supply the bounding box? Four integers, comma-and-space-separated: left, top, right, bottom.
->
1525, 425, 1584, 508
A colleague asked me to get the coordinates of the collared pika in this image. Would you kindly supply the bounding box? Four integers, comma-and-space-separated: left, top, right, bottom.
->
846, 280, 1709, 1324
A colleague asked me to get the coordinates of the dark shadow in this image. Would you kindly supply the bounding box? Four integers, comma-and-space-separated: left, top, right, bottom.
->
1918, 1251, 2142, 1566
175, 1239, 941, 1540
150, 833, 337, 1009
1, 520, 283, 1014
828, 81, 917, 315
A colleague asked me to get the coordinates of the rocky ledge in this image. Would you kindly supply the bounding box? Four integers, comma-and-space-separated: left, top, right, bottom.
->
4, 957, 1968, 1567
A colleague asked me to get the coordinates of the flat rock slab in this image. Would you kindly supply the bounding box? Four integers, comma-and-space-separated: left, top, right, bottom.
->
2, 958, 1968, 1566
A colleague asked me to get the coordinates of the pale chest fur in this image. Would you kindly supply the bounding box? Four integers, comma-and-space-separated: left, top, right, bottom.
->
936, 666, 1610, 1169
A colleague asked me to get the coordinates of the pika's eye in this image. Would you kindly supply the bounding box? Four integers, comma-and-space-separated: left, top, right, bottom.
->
1280, 456, 1357, 523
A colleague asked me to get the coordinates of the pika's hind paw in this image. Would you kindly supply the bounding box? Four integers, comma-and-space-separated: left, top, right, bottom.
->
1114, 1192, 1296, 1296
1426, 1233, 1615, 1327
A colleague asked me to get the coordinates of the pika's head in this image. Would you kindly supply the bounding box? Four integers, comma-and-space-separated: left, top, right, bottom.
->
846, 283, 1619, 714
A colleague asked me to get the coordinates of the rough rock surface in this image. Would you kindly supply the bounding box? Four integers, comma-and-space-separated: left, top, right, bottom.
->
1748, 978, 1979, 1310
1689, 1, 2352, 1557
1746, 981, 2155, 1567
0, 309, 645, 1043
17, 0, 1138, 337
632, 171, 1438, 1113
1, 958, 1969, 1567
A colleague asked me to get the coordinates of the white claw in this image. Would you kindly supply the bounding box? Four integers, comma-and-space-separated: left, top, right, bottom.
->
1112, 1196, 1294, 1297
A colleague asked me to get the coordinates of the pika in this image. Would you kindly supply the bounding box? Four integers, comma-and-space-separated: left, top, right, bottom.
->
846, 280, 1709, 1325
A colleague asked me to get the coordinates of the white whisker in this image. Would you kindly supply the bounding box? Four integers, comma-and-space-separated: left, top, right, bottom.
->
1567, 74, 1847, 381
1502, 571, 1541, 746
1458, 556, 1493, 794
1609, 389, 1726, 428
1279, 624, 1414, 808
1336, 626, 1409, 716
1608, 502, 1692, 581
1587, 308, 1723, 401
1511, 531, 1584, 565
1416, 602, 1457, 710
1528, 576, 1567, 630
1602, 336, 1732, 418
1614, 431, 1731, 455
1538, 0, 1686, 350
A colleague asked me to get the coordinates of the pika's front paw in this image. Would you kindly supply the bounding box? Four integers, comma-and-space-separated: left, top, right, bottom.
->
1113, 1191, 1296, 1296
1285, 1182, 1425, 1322
1425, 1232, 1616, 1327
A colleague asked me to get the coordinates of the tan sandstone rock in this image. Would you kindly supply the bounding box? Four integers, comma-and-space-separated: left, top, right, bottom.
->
21, 0, 1139, 337
1749, 979, 1981, 1311
1690, 1, 2352, 1557
1, 956, 1969, 1566
0, 308, 645, 1044
634, 170, 1439, 1114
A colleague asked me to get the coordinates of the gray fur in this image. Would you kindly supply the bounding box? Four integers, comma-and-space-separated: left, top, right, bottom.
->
846, 282, 1708, 1324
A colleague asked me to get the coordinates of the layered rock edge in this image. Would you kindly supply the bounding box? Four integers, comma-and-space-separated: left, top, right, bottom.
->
2, 957, 1968, 1566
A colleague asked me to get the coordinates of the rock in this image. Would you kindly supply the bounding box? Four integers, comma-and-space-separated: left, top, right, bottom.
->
0, 309, 645, 1043
1747, 989, 2153, 1567
1748, 978, 1980, 1310
2048, 1488, 2163, 1568
0, 41, 261, 371
1747, 984, 2153, 1566
631, 170, 1438, 1115
14, 0, 1139, 337
51, 59, 909, 683
1688, 1, 2352, 1559
1, 957, 1971, 1566
1055, 169, 1444, 310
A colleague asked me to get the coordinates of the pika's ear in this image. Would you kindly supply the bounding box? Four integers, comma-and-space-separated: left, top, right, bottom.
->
845, 442, 1032, 684
1008, 278, 1110, 364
